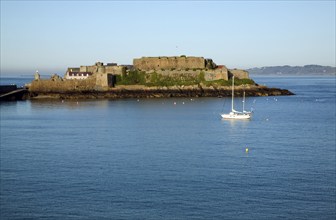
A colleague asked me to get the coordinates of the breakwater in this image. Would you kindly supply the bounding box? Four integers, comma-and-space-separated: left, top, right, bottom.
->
0, 85, 28, 101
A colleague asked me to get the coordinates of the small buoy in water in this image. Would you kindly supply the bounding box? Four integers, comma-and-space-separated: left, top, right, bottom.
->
137, 99, 139, 102
76, 101, 79, 105
182, 102, 185, 104
174, 102, 176, 105
246, 147, 249, 153
61, 100, 64, 103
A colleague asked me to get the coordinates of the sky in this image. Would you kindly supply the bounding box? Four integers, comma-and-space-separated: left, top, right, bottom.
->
1, 0, 335, 75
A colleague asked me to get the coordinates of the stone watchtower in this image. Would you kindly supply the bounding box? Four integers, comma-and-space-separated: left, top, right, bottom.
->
34, 70, 40, 81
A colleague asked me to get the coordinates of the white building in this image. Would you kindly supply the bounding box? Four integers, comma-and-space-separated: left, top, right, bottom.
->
64, 68, 94, 80
65, 71, 93, 80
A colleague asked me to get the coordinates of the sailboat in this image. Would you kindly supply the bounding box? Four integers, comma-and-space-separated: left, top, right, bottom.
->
221, 76, 251, 120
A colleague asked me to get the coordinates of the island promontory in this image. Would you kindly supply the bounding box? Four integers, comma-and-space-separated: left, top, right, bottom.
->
26, 56, 294, 99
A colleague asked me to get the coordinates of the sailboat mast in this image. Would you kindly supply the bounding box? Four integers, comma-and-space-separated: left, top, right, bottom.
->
231, 76, 234, 111
243, 90, 245, 112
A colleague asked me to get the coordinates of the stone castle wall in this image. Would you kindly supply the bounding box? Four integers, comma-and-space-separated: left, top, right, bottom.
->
29, 77, 97, 92
145, 66, 229, 81
79, 64, 125, 75
133, 56, 252, 81
229, 69, 249, 79
205, 67, 229, 81
146, 67, 248, 81
134, 56, 207, 71
105, 66, 125, 75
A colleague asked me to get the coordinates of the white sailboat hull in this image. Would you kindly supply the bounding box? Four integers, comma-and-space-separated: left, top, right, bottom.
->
221, 112, 251, 119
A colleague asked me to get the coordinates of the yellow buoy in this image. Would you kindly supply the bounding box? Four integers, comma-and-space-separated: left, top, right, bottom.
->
245, 147, 249, 153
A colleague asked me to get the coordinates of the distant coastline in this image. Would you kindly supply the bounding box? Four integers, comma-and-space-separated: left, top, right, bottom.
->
247, 65, 335, 76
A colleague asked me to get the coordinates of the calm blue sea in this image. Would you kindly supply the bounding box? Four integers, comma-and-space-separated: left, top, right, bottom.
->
0, 76, 34, 87
1, 76, 335, 219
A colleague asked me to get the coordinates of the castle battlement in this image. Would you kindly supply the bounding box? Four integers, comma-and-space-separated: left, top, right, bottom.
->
133, 56, 217, 71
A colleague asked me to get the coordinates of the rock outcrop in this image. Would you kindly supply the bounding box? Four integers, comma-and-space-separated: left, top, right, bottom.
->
27, 84, 293, 100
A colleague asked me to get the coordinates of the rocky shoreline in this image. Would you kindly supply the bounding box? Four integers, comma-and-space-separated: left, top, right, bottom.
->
27, 85, 294, 100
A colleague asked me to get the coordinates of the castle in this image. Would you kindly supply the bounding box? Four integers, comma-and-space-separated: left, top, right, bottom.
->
63, 56, 249, 88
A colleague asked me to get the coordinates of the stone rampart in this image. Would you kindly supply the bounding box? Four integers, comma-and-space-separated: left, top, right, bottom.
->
229, 69, 249, 79
105, 66, 125, 75
205, 66, 229, 81
143, 67, 229, 82
96, 73, 116, 90
29, 77, 96, 93
134, 56, 207, 71
79, 64, 125, 75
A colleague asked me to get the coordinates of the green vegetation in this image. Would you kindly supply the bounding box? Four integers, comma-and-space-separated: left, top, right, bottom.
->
116, 70, 146, 85
115, 70, 255, 87
198, 71, 205, 82
145, 71, 201, 87
203, 78, 255, 87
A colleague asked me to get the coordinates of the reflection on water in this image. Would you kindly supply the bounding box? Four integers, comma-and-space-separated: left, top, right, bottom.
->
221, 118, 251, 126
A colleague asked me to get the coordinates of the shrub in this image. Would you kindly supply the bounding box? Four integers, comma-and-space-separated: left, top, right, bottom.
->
116, 70, 146, 85
198, 72, 205, 82
233, 78, 255, 85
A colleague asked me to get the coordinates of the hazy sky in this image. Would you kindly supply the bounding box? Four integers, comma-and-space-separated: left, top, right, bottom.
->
1, 0, 335, 75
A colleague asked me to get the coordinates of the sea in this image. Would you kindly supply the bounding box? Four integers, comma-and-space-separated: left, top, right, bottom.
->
0, 75, 335, 219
